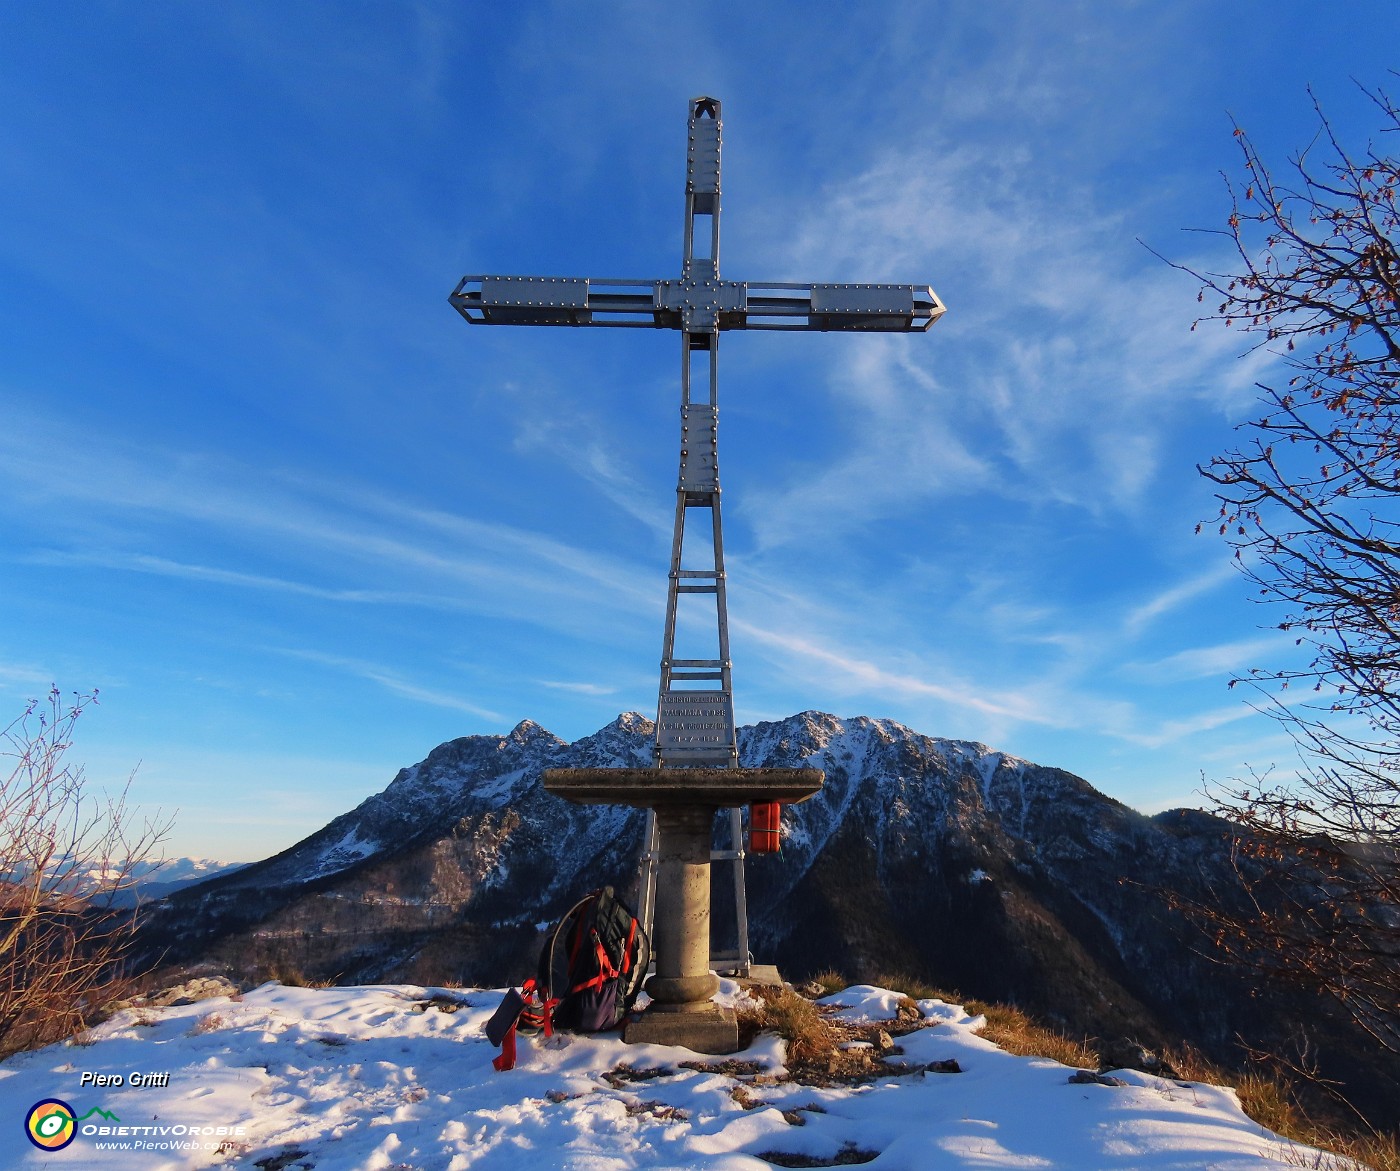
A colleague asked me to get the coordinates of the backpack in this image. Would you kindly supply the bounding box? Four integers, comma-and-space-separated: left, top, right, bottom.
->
486, 886, 651, 1070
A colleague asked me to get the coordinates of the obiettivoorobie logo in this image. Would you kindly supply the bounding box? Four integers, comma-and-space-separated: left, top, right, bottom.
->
25, 1100, 120, 1151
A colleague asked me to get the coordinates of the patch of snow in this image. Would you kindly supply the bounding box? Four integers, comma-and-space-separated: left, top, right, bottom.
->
817, 983, 912, 1023
482, 858, 510, 890
306, 827, 378, 878
474, 766, 528, 806
975, 750, 1003, 804
385, 763, 420, 790
0, 981, 1327, 1170
712, 977, 760, 1013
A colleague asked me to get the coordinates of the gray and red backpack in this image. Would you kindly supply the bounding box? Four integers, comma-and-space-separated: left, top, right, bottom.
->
486, 886, 651, 1070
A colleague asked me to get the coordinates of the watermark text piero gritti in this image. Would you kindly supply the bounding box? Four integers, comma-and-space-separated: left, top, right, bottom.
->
79, 1069, 171, 1089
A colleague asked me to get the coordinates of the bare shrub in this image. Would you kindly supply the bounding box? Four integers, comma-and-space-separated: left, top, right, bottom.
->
1157, 82, 1400, 1059
0, 688, 169, 1058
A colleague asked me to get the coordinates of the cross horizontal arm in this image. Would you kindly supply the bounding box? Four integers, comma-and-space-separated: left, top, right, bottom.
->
449, 274, 945, 333
745, 281, 946, 332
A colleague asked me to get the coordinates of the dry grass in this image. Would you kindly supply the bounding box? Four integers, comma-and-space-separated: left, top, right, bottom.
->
1293, 1133, 1400, 1171
763, 981, 1397, 1168
801, 978, 1397, 1169
770, 977, 1098, 1077
739, 987, 929, 1085
1239, 1088, 1397, 1171
1163, 1044, 1397, 1171
188, 1012, 227, 1036
958, 999, 1397, 1169
962, 998, 1101, 1071
266, 967, 335, 989
740, 987, 836, 1064
867, 970, 947, 1002
808, 969, 848, 996
758, 1142, 879, 1167
961, 1002, 1397, 1168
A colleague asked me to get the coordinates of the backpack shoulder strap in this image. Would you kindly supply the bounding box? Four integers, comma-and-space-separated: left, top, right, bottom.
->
537, 890, 601, 1000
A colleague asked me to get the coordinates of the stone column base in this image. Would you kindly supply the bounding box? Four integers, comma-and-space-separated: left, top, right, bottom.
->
623, 1004, 738, 1054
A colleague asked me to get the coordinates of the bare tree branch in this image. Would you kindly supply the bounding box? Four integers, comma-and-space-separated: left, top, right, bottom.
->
0, 688, 170, 1058
1166, 82, 1400, 1058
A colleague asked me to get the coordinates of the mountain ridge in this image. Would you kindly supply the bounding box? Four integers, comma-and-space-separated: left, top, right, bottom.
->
140, 709, 1398, 1125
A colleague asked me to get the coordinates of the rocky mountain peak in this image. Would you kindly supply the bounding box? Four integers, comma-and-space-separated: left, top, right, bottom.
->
612, 711, 655, 735
505, 718, 564, 750
143, 708, 1398, 1129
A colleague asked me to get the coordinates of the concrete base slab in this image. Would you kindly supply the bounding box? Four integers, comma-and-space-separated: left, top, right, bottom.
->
735, 964, 783, 989
623, 1005, 739, 1054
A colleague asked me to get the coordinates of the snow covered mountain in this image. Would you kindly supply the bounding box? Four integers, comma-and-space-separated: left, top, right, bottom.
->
119, 858, 249, 905
18, 855, 247, 906
141, 711, 1397, 1125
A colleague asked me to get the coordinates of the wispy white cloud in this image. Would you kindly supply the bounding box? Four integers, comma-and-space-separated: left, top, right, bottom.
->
1123, 701, 1271, 750
739, 337, 990, 550
273, 648, 504, 722
1123, 561, 1240, 636
330, 484, 658, 608
723, 545, 1275, 756
505, 387, 674, 541
0, 416, 661, 638
732, 616, 1051, 725
0, 661, 53, 689
1127, 635, 1287, 683
24, 550, 477, 609
739, 132, 1283, 548
538, 680, 618, 696
1194, 731, 1300, 769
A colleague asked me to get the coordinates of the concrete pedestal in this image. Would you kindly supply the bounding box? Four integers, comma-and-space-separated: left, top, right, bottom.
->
541, 766, 823, 1055
623, 1002, 738, 1052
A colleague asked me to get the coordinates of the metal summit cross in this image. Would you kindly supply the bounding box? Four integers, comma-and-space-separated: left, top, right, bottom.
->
451, 97, 943, 1052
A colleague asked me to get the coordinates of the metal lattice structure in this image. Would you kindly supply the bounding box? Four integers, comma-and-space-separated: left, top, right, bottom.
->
451, 96, 944, 973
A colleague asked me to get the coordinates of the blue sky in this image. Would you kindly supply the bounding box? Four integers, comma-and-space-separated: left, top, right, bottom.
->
2, 3, 1397, 861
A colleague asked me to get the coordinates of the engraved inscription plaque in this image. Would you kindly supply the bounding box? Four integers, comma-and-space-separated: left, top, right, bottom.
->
656, 690, 735, 750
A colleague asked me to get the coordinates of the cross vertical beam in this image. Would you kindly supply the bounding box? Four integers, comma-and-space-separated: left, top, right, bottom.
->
648, 97, 747, 973
655, 97, 737, 771
450, 95, 944, 985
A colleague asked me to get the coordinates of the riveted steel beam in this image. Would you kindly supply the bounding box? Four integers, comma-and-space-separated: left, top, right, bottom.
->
449, 96, 945, 980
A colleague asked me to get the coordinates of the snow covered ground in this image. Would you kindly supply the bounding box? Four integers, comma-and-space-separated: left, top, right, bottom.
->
0, 981, 1328, 1170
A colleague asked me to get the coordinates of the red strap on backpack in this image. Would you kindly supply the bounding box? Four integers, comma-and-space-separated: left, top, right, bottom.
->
492, 1026, 518, 1072
491, 979, 560, 1071
566, 895, 596, 969
539, 995, 560, 1038
573, 936, 619, 994
620, 918, 637, 975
